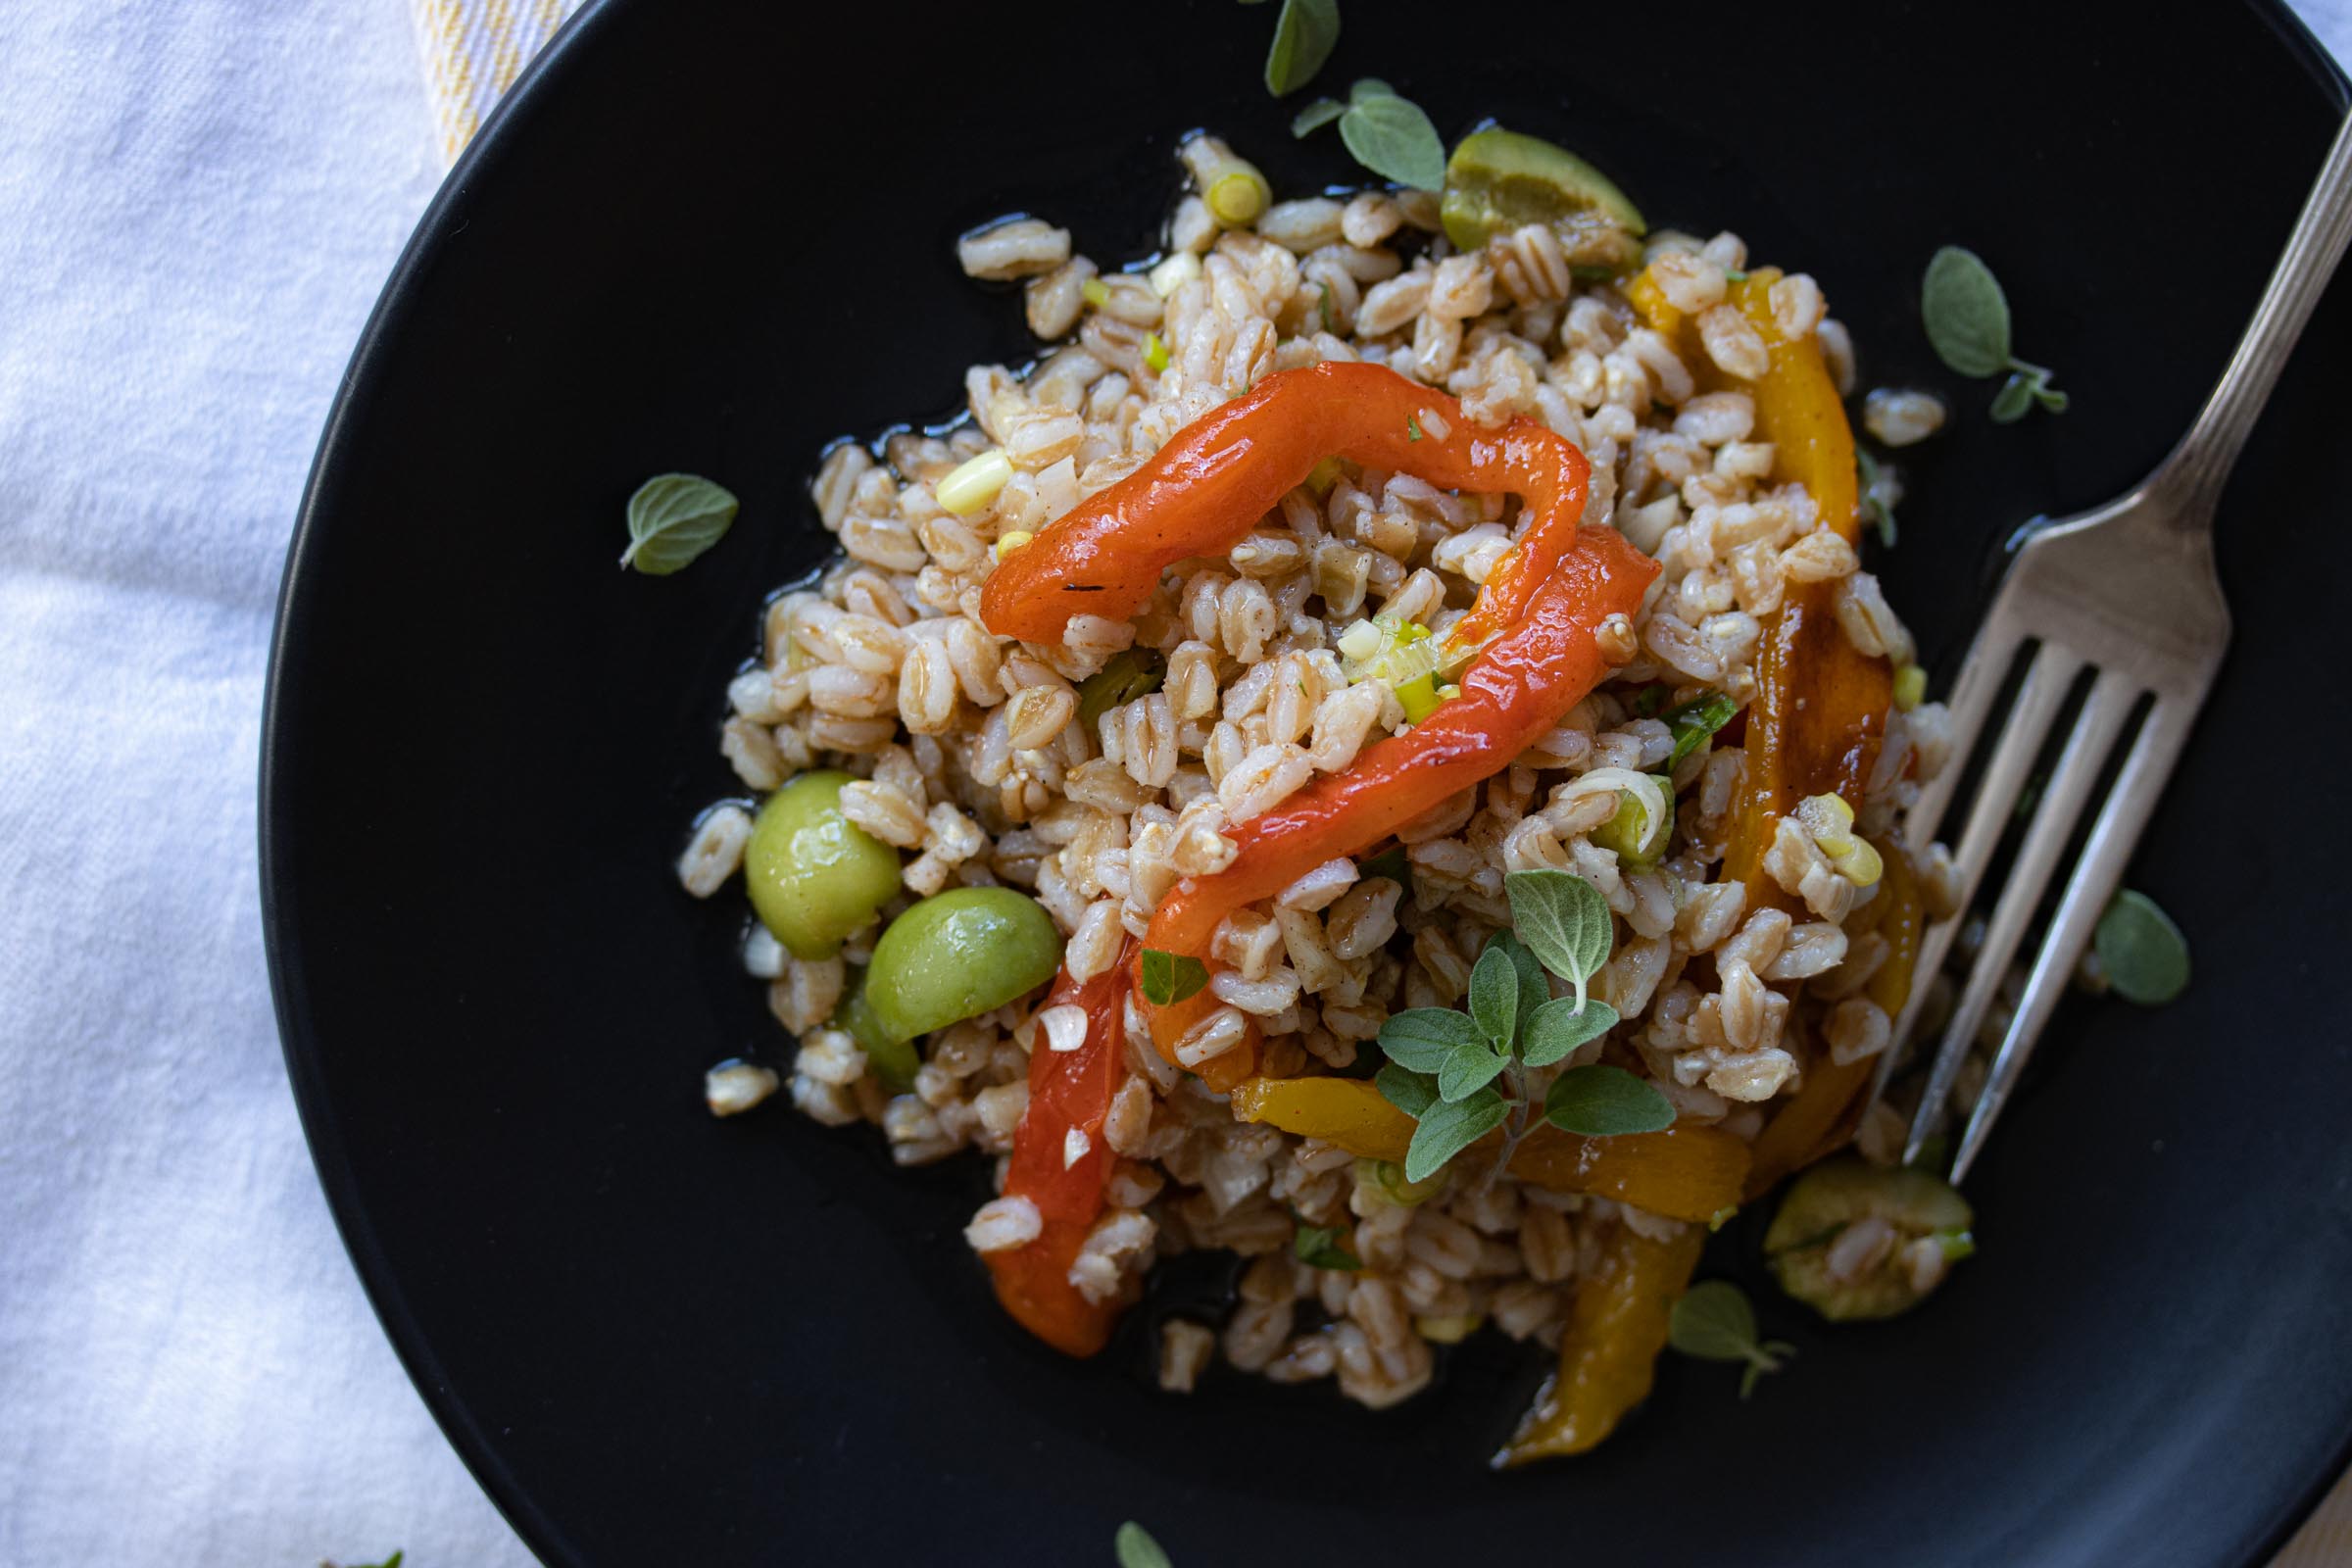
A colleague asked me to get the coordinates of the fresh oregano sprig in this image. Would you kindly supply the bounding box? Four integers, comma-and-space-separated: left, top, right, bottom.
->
1667, 1279, 1794, 1399
1291, 77, 1446, 192
1921, 246, 2067, 423
1114, 1521, 1174, 1568
1244, 0, 1340, 97
1373, 869, 1673, 1184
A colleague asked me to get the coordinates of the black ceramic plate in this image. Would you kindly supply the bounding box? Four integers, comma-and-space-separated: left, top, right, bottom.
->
265, 2, 2352, 1562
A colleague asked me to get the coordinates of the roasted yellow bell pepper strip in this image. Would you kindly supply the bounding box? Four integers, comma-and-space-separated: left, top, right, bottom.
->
1229, 1076, 1748, 1223
1496, 1224, 1705, 1464
1626, 267, 1893, 909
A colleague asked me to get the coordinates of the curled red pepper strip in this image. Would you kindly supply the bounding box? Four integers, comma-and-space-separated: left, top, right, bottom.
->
983, 938, 1135, 1357
1145, 529, 1659, 973
979, 362, 1592, 659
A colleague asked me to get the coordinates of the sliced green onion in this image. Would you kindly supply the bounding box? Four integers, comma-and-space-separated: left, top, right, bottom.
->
1076, 648, 1166, 724
1594, 772, 1676, 866
1359, 1157, 1447, 1207
1413, 1312, 1483, 1345
1396, 671, 1442, 723
1892, 662, 1927, 711
1080, 277, 1111, 308
1934, 1227, 1976, 1262
936, 449, 1012, 516
1143, 332, 1170, 373
1204, 167, 1269, 226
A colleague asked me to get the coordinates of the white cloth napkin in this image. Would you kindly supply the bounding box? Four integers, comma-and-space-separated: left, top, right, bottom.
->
0, 3, 2348, 1565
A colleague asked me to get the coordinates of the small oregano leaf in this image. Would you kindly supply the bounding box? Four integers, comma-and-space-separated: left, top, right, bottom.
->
1485, 929, 1551, 1041
1435, 1039, 1507, 1103
1294, 1219, 1364, 1271
2094, 889, 2189, 1004
1261, 0, 1340, 96
1988, 371, 2034, 423
620, 473, 738, 575
1519, 996, 1620, 1067
1921, 245, 2013, 378
1667, 1279, 1759, 1362
1467, 943, 1519, 1048
1115, 1521, 1174, 1568
1662, 690, 1740, 768
1374, 1061, 1438, 1120
1377, 1007, 1487, 1072
1139, 949, 1208, 1006
1291, 97, 1346, 136
1544, 1063, 1674, 1136
1403, 1087, 1508, 1182
1506, 869, 1614, 1006
1336, 86, 1446, 191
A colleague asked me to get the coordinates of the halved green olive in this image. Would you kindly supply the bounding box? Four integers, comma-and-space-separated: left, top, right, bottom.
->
745, 771, 902, 960
865, 887, 1063, 1042
1764, 1156, 1974, 1321
831, 968, 919, 1093
1440, 127, 1646, 256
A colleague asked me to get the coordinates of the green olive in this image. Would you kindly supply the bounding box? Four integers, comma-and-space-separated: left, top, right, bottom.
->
1764, 1156, 1975, 1322
1440, 127, 1646, 257
865, 887, 1063, 1042
745, 770, 902, 960
832, 968, 919, 1093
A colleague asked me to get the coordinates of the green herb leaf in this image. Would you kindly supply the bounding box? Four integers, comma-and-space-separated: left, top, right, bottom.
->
343, 1556, 404, 1568
1668, 1280, 1792, 1398
620, 473, 738, 575
1376, 1006, 1487, 1072
1544, 1063, 1674, 1135
1505, 869, 1614, 1007
1139, 949, 1208, 1006
1336, 86, 1446, 192
2094, 889, 2189, 1005
1436, 1038, 1508, 1102
1921, 245, 2013, 378
1403, 1087, 1508, 1182
1632, 685, 1668, 718
1294, 1219, 1364, 1270
2033, 377, 2070, 414
1405, 414, 1424, 441
1115, 1521, 1174, 1568
1667, 1279, 1760, 1361
1662, 690, 1740, 768
1375, 1061, 1438, 1119
1261, 0, 1340, 96
1076, 648, 1167, 724
1467, 943, 1519, 1048
1485, 929, 1551, 1038
1518, 995, 1620, 1067
1988, 370, 2034, 423
1292, 97, 1347, 137
1357, 843, 1411, 892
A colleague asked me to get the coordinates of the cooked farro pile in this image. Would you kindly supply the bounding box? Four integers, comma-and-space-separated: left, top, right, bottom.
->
675, 127, 1982, 1460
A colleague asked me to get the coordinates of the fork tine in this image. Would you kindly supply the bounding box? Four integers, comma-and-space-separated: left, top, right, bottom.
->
1902, 667, 2140, 1165
1948, 690, 2199, 1181
1903, 615, 2027, 854
1874, 640, 2081, 1103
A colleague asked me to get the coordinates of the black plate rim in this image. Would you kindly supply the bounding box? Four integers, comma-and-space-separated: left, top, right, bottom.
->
258, 4, 2352, 1564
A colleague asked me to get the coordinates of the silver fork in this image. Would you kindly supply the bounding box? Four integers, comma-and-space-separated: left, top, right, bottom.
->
1880, 112, 2352, 1183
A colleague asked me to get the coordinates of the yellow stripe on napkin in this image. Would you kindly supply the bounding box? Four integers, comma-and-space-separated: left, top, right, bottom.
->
409, 0, 583, 165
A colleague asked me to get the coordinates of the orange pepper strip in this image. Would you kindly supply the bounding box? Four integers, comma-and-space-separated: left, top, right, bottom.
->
1497, 1225, 1706, 1464
980, 361, 1592, 658
983, 939, 1134, 1356
1228, 1076, 1747, 1223
1146, 527, 1658, 963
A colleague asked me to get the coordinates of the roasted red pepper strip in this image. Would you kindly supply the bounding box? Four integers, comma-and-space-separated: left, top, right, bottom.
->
983, 938, 1135, 1356
980, 362, 1592, 659
1146, 526, 1659, 965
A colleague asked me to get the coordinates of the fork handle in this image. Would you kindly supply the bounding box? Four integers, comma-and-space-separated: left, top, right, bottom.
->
2158, 110, 2352, 512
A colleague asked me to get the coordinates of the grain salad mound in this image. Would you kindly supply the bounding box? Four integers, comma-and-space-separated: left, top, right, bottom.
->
675, 132, 1963, 1441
